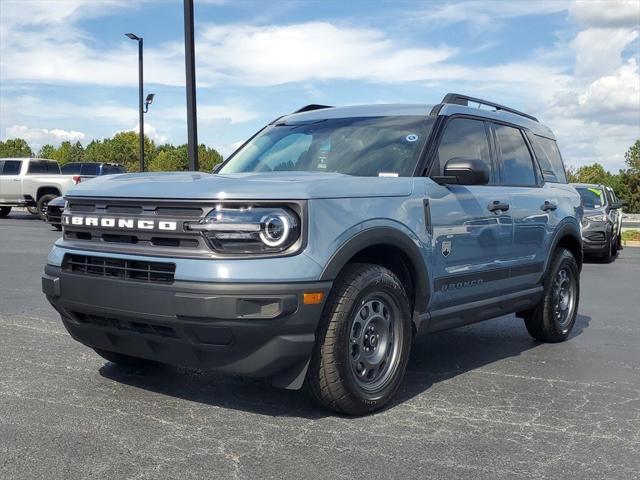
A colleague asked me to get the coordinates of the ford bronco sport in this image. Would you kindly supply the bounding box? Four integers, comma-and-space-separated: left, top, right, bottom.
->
42, 94, 583, 415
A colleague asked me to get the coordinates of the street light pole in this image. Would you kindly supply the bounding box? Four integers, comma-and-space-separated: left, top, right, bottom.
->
126, 33, 145, 172
184, 0, 199, 171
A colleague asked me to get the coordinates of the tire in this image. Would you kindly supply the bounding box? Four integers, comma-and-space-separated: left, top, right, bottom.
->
617, 233, 623, 251
0, 206, 11, 218
26, 205, 39, 215
522, 248, 579, 343
602, 234, 615, 263
53, 224, 62, 231
36, 194, 57, 220
306, 263, 412, 415
93, 348, 155, 367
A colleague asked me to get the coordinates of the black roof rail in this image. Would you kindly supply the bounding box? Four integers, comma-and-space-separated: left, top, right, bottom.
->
292, 104, 333, 114
441, 93, 538, 122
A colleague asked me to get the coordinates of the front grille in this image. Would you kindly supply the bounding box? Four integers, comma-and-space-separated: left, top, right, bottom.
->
72, 311, 178, 338
63, 254, 175, 283
62, 198, 212, 256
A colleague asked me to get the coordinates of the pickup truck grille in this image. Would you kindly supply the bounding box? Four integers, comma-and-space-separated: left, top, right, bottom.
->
63, 254, 175, 283
61, 198, 214, 258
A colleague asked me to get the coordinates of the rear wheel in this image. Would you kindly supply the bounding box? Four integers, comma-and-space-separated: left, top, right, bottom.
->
522, 248, 579, 343
306, 263, 412, 415
0, 207, 11, 218
36, 194, 57, 220
26, 206, 39, 215
93, 348, 156, 367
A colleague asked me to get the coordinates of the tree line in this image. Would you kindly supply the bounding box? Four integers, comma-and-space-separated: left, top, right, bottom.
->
0, 132, 223, 173
1, 135, 638, 212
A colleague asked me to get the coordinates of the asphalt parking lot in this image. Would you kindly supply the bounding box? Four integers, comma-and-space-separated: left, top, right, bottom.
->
1, 210, 639, 480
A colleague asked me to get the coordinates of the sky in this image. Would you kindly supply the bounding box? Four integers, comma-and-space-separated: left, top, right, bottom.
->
0, 0, 639, 170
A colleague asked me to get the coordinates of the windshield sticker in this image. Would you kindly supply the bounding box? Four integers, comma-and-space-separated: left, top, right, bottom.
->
587, 187, 602, 196
405, 134, 419, 142
378, 172, 398, 177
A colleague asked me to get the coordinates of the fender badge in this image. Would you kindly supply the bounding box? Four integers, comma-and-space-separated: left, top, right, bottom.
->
442, 241, 451, 257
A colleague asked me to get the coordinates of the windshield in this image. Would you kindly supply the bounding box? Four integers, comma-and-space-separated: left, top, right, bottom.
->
576, 186, 606, 209
219, 116, 433, 177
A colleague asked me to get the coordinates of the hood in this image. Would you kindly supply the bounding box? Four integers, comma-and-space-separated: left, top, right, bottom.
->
583, 206, 607, 215
66, 172, 414, 200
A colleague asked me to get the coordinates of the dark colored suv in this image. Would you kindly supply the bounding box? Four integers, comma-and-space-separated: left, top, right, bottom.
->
572, 183, 625, 262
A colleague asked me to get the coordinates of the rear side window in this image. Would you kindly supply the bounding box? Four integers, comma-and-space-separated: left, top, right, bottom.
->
61, 163, 81, 174
27, 161, 60, 174
528, 134, 567, 183
495, 125, 536, 186
1, 160, 22, 175
80, 163, 99, 175
433, 118, 493, 180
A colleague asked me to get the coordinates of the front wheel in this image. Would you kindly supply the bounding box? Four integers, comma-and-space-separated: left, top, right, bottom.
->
617, 233, 623, 251
306, 263, 412, 415
36, 194, 57, 220
0, 206, 11, 218
602, 234, 616, 263
522, 248, 579, 343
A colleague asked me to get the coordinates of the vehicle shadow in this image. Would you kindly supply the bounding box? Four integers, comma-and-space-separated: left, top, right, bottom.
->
99, 313, 591, 419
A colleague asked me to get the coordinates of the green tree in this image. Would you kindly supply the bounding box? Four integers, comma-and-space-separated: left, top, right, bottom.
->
0, 138, 33, 157
625, 139, 639, 173
198, 144, 223, 172
38, 144, 57, 159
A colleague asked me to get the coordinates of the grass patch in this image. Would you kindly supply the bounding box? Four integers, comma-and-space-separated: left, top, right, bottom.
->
622, 230, 640, 241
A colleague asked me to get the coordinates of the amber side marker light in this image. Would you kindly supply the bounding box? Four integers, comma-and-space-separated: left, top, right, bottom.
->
303, 292, 324, 305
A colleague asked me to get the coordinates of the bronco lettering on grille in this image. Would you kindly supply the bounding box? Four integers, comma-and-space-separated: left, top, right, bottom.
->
62, 216, 178, 231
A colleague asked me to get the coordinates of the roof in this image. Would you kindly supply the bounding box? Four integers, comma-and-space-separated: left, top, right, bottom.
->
281, 101, 555, 139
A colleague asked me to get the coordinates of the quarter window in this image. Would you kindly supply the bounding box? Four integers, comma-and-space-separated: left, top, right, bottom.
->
433, 118, 492, 180
528, 134, 567, 183
495, 125, 536, 186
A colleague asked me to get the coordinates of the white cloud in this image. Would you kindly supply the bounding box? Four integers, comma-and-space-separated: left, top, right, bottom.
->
127, 123, 168, 144
571, 28, 639, 78
577, 59, 640, 118
5, 125, 85, 146
571, 0, 640, 28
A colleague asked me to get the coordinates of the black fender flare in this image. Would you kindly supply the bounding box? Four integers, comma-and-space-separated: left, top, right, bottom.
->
546, 218, 583, 274
319, 227, 429, 313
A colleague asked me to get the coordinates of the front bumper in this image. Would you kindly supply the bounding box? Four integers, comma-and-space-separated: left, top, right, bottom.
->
43, 265, 331, 388
581, 221, 612, 253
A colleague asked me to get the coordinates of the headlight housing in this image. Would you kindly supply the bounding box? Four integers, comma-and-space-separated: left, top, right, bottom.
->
582, 213, 608, 225
187, 205, 301, 255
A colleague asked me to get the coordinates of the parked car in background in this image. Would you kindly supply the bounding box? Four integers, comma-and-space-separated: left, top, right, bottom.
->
571, 183, 624, 262
45, 196, 65, 230
0, 158, 75, 219
61, 162, 126, 184
43, 94, 584, 415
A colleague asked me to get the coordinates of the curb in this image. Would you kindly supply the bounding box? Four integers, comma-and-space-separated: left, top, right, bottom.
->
622, 240, 640, 247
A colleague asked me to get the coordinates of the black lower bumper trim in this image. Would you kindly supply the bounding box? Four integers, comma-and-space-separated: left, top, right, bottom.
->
43, 265, 331, 380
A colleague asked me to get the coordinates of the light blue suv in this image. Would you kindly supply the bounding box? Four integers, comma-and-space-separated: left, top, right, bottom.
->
42, 93, 583, 415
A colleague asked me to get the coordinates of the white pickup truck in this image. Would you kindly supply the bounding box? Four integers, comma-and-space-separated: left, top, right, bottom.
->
0, 158, 75, 219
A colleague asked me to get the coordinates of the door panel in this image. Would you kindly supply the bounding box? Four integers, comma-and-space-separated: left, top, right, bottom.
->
0, 160, 23, 203
426, 182, 515, 311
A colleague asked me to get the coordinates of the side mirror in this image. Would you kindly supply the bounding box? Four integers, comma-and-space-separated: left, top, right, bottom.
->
436, 158, 490, 186
612, 201, 626, 209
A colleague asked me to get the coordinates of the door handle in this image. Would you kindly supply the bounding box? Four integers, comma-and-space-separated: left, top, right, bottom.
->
541, 201, 557, 211
488, 200, 509, 212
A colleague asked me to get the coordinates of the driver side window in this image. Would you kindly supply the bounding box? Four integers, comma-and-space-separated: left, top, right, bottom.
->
432, 118, 493, 182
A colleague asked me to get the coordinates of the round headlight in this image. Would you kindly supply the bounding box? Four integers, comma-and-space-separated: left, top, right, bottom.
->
260, 214, 290, 247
